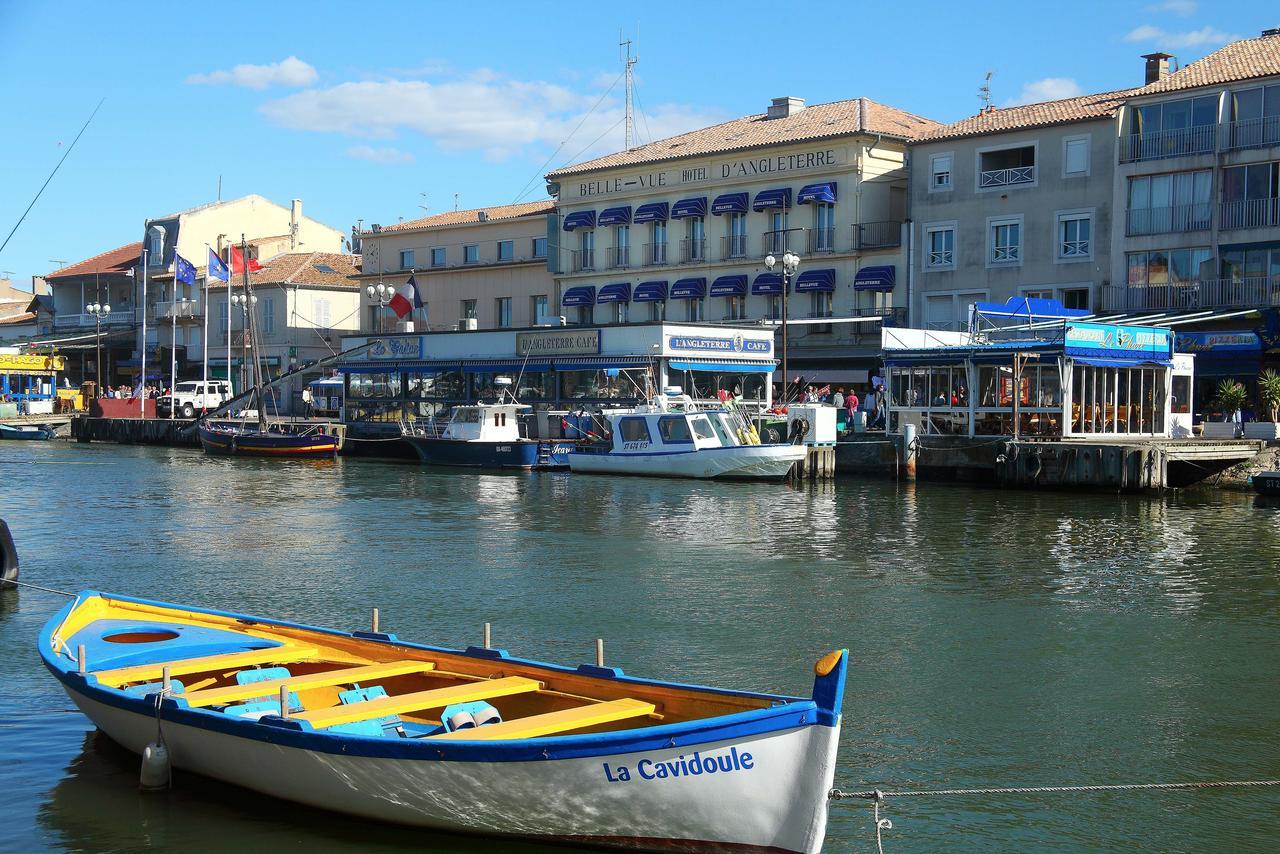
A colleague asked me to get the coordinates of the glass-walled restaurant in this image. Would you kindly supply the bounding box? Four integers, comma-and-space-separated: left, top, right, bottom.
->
882, 321, 1193, 438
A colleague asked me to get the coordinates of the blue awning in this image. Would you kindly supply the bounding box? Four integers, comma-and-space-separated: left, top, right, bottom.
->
597, 282, 632, 304
752, 272, 784, 295
633, 202, 669, 224
670, 277, 706, 299
794, 268, 836, 292
1073, 356, 1173, 368
671, 197, 707, 219
796, 182, 837, 205
854, 265, 896, 291
974, 297, 1090, 320
598, 206, 632, 226
562, 211, 596, 231
462, 362, 551, 373
752, 188, 792, 211
634, 280, 667, 302
709, 274, 747, 297
711, 192, 748, 216
561, 285, 596, 306
669, 360, 775, 373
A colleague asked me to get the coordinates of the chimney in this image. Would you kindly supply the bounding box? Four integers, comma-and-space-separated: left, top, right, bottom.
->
477, 211, 489, 222
1263, 27, 1280, 38
1142, 52, 1174, 85
289, 199, 302, 250
767, 96, 805, 120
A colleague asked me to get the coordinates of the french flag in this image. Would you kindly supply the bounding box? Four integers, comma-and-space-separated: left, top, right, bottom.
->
388, 274, 423, 319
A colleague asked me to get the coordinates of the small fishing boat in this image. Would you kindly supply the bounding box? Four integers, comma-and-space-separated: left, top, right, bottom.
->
568, 391, 806, 480
0, 422, 55, 440
40, 592, 846, 852
1252, 470, 1280, 497
196, 422, 340, 458
401, 401, 538, 469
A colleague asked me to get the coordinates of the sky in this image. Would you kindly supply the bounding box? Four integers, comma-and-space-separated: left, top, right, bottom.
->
0, 0, 1273, 288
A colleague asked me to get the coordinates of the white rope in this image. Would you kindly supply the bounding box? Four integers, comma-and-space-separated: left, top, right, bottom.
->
2, 578, 77, 596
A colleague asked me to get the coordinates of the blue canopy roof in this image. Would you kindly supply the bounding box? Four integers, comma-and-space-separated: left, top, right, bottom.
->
633, 280, 668, 302
752, 188, 792, 211
670, 277, 707, 299
796, 182, 837, 205
562, 211, 596, 231
598, 206, 632, 226
752, 272, 784, 295
670, 197, 708, 219
711, 193, 748, 216
561, 285, 596, 306
596, 282, 631, 304
669, 360, 774, 373
854, 265, 896, 291
794, 268, 836, 292
709, 274, 748, 297
633, 202, 669, 224
974, 296, 1090, 320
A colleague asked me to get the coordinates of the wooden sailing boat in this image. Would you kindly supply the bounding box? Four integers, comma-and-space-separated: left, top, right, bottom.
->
197, 238, 339, 458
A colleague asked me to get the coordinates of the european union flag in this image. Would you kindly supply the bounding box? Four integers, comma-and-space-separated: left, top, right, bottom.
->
207, 247, 229, 282
175, 253, 197, 285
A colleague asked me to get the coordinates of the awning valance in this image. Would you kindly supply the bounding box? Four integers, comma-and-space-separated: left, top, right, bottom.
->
633, 281, 668, 302
752, 188, 792, 211
462, 362, 551, 373
561, 285, 596, 306
711, 193, 748, 216
633, 202, 669, 224
598, 206, 632, 226
562, 211, 596, 231
794, 268, 836, 292
1073, 356, 1173, 368
796, 182, 837, 205
854, 265, 896, 291
670, 277, 707, 299
709, 274, 748, 297
669, 360, 775, 373
596, 282, 632, 304
752, 272, 784, 295
671, 197, 707, 219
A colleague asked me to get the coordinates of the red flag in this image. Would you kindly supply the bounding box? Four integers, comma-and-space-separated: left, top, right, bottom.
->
231, 246, 262, 274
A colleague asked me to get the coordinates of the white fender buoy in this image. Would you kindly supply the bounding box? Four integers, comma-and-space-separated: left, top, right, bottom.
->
139, 741, 171, 791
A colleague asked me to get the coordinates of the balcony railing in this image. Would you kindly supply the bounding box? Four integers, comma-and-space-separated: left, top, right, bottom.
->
1125, 203, 1212, 236
721, 234, 748, 260
807, 227, 836, 254
853, 221, 903, 250
760, 230, 794, 255
645, 242, 668, 265
1102, 278, 1280, 312
979, 165, 1035, 188
606, 245, 631, 269
54, 308, 137, 328
680, 238, 706, 264
1219, 198, 1280, 231
1119, 125, 1217, 163
1222, 116, 1280, 152
570, 249, 595, 272
154, 300, 201, 320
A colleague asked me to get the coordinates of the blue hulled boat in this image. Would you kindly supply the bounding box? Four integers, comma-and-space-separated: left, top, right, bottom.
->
401, 401, 540, 469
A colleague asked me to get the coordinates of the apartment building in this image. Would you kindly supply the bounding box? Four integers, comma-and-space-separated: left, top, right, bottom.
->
546, 96, 940, 377
355, 200, 555, 332
40, 242, 143, 385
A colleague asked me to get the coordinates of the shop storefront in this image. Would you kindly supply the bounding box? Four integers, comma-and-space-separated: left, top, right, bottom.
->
1175, 330, 1262, 421
0, 352, 66, 415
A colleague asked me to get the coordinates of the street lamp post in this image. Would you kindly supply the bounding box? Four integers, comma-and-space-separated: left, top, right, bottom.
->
85, 302, 111, 397
764, 250, 800, 406
366, 283, 394, 334
231, 293, 257, 393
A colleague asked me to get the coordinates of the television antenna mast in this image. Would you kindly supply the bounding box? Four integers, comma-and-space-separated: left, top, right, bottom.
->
620, 31, 638, 149
418, 192, 429, 213
979, 71, 993, 111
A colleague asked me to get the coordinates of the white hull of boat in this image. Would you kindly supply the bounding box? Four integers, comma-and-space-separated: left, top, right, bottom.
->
64, 685, 839, 852
568, 444, 806, 480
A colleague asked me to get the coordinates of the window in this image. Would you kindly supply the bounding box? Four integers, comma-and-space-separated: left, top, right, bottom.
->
431, 247, 446, 267
649, 301, 665, 321
685, 216, 705, 262
218, 302, 229, 335
1221, 161, 1280, 229
619, 417, 651, 443
978, 144, 1036, 189
532, 294, 548, 323
613, 302, 628, 323
768, 210, 789, 253
925, 224, 956, 269
146, 225, 165, 265
1057, 212, 1091, 260
810, 291, 832, 318
463, 244, 479, 264
1228, 83, 1280, 149
1022, 289, 1053, 300
461, 299, 477, 319
532, 237, 548, 258
988, 217, 1022, 265
657, 415, 693, 444
399, 249, 415, 270
1127, 247, 1213, 287
725, 295, 746, 320
650, 221, 667, 264
575, 305, 592, 325
579, 230, 595, 270
1063, 136, 1090, 176
1126, 95, 1218, 161
813, 203, 835, 251
312, 298, 331, 329
1060, 288, 1090, 310
495, 297, 511, 327
497, 240, 513, 262
613, 225, 630, 267
765, 295, 782, 320
930, 153, 953, 190
260, 297, 275, 334
685, 299, 703, 322
689, 417, 716, 440
1127, 171, 1213, 234
727, 213, 747, 257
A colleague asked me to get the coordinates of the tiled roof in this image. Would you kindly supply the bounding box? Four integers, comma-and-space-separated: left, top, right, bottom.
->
45, 242, 143, 280
913, 89, 1140, 143
210, 252, 362, 290
547, 97, 941, 178
1136, 31, 1280, 95
376, 200, 554, 233
0, 312, 35, 326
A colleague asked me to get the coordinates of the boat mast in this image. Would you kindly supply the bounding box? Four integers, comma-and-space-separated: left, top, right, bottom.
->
240, 235, 267, 433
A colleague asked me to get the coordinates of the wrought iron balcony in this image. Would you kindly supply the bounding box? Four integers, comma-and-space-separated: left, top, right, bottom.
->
1119, 125, 1217, 163
1219, 198, 1280, 231
606, 245, 631, 269
806, 227, 836, 254
1125, 204, 1212, 236
645, 242, 668, 265
759, 231, 793, 255
721, 234, 748, 260
1102, 278, 1280, 312
853, 221, 903, 250
680, 238, 706, 264
979, 165, 1035, 188
570, 249, 595, 272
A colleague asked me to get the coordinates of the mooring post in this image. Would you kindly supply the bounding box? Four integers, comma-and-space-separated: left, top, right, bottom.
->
279, 685, 290, 719
902, 423, 917, 480
77, 644, 86, 674
483, 622, 491, 649
162, 666, 171, 694
595, 638, 605, 667
371, 607, 379, 634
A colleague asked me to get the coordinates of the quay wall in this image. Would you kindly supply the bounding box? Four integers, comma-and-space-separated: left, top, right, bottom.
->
72, 417, 199, 446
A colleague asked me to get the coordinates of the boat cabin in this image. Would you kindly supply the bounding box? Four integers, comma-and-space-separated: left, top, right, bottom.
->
440, 403, 529, 442
598, 394, 748, 455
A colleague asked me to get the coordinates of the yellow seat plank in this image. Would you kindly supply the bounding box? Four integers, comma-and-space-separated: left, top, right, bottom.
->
294, 676, 542, 729
180, 660, 437, 708
95, 645, 322, 688
429, 697, 656, 741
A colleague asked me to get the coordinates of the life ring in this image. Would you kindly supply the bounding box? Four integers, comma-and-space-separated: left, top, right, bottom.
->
0, 519, 18, 587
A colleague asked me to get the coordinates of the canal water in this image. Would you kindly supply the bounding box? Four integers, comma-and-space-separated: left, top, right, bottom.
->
1, 440, 1278, 852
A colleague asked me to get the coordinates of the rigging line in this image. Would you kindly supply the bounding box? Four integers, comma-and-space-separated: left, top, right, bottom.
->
0, 98, 105, 258
512, 70, 625, 204
631, 81, 653, 147
2, 578, 77, 597
559, 117, 626, 172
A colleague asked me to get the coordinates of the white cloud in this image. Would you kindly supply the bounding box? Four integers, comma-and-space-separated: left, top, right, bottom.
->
345, 144, 414, 165
187, 56, 318, 90
1144, 0, 1196, 15
1003, 77, 1084, 107
260, 71, 724, 163
1123, 24, 1241, 48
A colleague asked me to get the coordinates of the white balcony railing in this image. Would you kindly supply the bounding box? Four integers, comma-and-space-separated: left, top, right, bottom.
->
979, 165, 1035, 188
154, 300, 201, 320
1119, 125, 1217, 162
54, 308, 137, 328
1219, 198, 1280, 231
1102, 278, 1280, 312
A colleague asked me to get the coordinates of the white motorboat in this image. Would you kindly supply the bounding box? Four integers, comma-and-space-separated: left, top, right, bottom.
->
567, 391, 805, 480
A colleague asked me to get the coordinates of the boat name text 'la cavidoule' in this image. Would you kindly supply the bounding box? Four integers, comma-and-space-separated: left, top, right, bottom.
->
602, 746, 755, 783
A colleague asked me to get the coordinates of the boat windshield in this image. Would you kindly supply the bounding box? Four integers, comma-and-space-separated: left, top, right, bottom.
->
689, 417, 717, 441
657, 416, 693, 444
451, 408, 481, 424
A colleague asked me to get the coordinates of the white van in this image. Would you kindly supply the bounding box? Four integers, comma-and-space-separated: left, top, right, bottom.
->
157, 380, 233, 418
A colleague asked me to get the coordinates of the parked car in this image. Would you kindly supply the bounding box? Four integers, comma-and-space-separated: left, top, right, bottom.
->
156, 380, 233, 418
